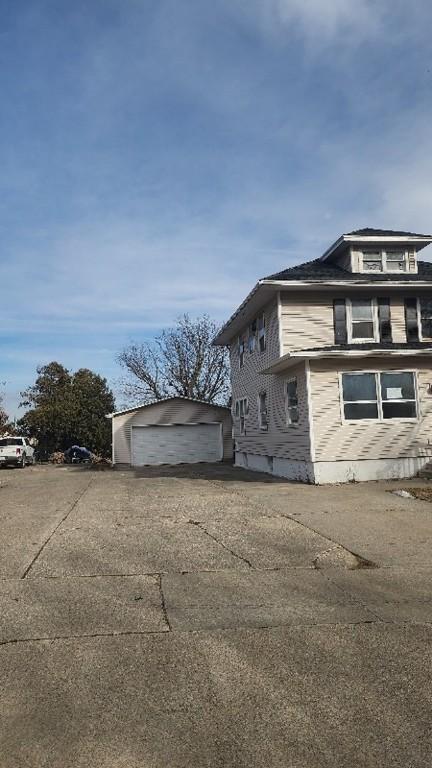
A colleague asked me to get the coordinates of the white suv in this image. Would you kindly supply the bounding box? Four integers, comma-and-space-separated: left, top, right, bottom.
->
0, 437, 35, 468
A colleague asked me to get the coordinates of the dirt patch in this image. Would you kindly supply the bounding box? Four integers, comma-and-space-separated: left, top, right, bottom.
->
402, 487, 432, 502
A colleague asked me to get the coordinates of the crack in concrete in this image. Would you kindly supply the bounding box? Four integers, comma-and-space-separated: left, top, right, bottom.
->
188, 519, 253, 568
20, 478, 94, 579
322, 572, 385, 623
3, 617, 416, 648
158, 575, 172, 631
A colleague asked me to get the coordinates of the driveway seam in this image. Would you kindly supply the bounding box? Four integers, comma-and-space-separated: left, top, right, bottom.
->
20, 478, 93, 579
158, 575, 172, 631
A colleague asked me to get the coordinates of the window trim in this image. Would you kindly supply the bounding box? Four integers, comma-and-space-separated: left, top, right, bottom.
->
257, 313, 266, 353
417, 298, 432, 342
248, 320, 257, 354
285, 377, 300, 426
238, 336, 245, 369
257, 391, 268, 431
339, 370, 419, 424
235, 397, 249, 434
346, 298, 380, 344
360, 249, 409, 274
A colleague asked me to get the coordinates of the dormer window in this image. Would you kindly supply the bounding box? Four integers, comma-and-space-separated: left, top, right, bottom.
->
361, 249, 408, 274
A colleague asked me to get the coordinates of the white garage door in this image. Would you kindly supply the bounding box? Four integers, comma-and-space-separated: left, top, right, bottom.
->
131, 423, 222, 466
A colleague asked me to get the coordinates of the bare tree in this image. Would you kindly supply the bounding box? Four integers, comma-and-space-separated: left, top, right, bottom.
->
0, 387, 9, 435
117, 315, 230, 406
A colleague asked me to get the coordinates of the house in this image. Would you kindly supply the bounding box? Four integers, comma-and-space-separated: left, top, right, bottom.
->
213, 228, 432, 484
110, 396, 233, 467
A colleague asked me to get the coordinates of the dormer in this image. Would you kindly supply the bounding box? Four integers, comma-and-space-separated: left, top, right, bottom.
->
320, 228, 432, 276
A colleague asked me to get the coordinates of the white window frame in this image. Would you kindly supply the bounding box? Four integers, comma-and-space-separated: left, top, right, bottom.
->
285, 377, 299, 426
417, 298, 432, 342
248, 320, 257, 354
360, 249, 409, 274
257, 314, 266, 352
235, 398, 249, 434
339, 370, 419, 424
346, 298, 380, 344
238, 336, 245, 369
258, 391, 268, 431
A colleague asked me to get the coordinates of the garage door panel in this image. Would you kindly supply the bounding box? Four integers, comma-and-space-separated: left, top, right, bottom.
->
131, 424, 222, 466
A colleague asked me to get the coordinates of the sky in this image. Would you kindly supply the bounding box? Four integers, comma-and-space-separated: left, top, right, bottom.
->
2, 0, 432, 417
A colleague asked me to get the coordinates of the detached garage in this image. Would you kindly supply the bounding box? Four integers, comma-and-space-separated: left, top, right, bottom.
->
110, 397, 233, 467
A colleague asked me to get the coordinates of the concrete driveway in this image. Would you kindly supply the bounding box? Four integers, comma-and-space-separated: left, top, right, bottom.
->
1, 464, 432, 767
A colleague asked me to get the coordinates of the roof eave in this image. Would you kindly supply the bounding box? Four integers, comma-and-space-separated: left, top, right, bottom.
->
320, 234, 432, 262
261, 347, 432, 375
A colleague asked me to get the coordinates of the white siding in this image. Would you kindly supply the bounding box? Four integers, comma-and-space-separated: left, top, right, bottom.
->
112, 400, 233, 465
280, 290, 432, 352
310, 357, 432, 462
230, 299, 312, 462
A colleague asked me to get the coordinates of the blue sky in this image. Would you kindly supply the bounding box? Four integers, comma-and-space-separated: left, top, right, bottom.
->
2, 0, 432, 416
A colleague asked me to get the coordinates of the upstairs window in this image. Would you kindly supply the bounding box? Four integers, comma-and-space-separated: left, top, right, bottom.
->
248, 320, 257, 353
238, 336, 245, 368
286, 378, 299, 425
361, 250, 408, 274
362, 251, 383, 272
348, 299, 379, 342
419, 299, 432, 341
258, 391, 268, 430
258, 314, 266, 352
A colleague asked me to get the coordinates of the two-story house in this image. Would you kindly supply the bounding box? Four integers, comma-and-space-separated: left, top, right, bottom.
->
214, 228, 432, 483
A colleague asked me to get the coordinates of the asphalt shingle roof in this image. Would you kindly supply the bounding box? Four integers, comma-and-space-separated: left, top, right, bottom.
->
265, 258, 432, 282
298, 342, 432, 353
346, 227, 432, 237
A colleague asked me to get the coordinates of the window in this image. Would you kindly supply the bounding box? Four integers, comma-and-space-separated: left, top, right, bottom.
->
286, 378, 299, 425
419, 299, 432, 341
248, 320, 257, 353
238, 336, 245, 368
386, 251, 406, 272
258, 314, 266, 352
236, 398, 249, 434
258, 392, 268, 430
348, 299, 378, 342
361, 250, 408, 274
362, 251, 383, 272
342, 373, 379, 420
341, 372, 417, 421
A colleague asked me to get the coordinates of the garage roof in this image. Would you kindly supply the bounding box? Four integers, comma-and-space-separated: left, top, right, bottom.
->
108, 396, 231, 418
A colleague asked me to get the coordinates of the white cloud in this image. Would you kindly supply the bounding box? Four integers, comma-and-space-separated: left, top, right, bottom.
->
229, 0, 383, 42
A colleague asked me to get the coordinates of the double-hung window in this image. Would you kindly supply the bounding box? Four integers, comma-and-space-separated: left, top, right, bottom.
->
235, 398, 248, 434
286, 378, 299, 425
361, 250, 408, 273
258, 391, 268, 430
257, 314, 266, 352
348, 299, 378, 342
419, 299, 432, 341
248, 320, 257, 353
238, 336, 245, 368
341, 372, 417, 421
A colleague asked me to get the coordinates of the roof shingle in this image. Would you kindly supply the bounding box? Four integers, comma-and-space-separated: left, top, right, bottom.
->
265, 258, 432, 282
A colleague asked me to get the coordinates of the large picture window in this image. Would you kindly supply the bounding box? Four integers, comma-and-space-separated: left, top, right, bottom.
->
341, 372, 417, 421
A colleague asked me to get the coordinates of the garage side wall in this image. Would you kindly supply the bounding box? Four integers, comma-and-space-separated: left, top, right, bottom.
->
113, 401, 233, 465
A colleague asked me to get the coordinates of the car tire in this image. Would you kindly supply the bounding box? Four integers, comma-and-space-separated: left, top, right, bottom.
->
19, 454, 26, 468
